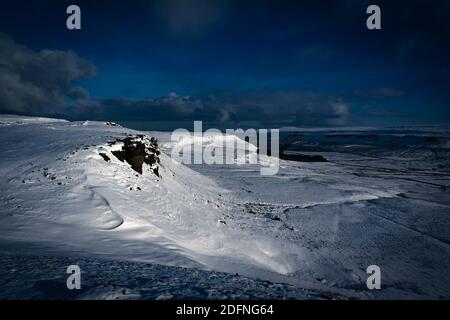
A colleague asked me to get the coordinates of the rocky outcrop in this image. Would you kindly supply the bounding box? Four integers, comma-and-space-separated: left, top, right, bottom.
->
258, 148, 327, 162
110, 135, 160, 176
99, 153, 111, 162
279, 153, 327, 162
105, 121, 121, 127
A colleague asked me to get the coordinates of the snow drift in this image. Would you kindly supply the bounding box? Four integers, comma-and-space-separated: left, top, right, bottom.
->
0, 115, 449, 299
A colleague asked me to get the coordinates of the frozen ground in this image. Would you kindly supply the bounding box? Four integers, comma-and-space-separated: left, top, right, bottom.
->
0, 115, 449, 299
0, 244, 318, 300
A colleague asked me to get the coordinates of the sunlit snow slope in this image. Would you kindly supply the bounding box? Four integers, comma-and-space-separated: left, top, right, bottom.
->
0, 115, 449, 299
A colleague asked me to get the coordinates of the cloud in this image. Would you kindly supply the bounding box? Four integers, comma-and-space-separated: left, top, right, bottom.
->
152, 0, 228, 37
97, 90, 350, 127
203, 90, 350, 126
362, 108, 409, 118
354, 88, 406, 99
0, 34, 97, 115
0, 35, 350, 127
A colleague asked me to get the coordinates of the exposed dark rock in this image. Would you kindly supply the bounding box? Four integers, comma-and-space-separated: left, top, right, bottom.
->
105, 121, 121, 127
99, 153, 110, 162
111, 135, 160, 176
280, 153, 327, 162
257, 147, 327, 162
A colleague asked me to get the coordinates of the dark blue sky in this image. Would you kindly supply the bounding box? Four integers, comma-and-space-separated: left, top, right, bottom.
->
1, 0, 449, 129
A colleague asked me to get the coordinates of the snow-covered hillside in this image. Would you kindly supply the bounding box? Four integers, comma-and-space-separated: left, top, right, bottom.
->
0, 115, 449, 299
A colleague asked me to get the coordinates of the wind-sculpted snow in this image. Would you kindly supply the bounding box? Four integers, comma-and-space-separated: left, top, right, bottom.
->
0, 248, 329, 300
0, 115, 449, 299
